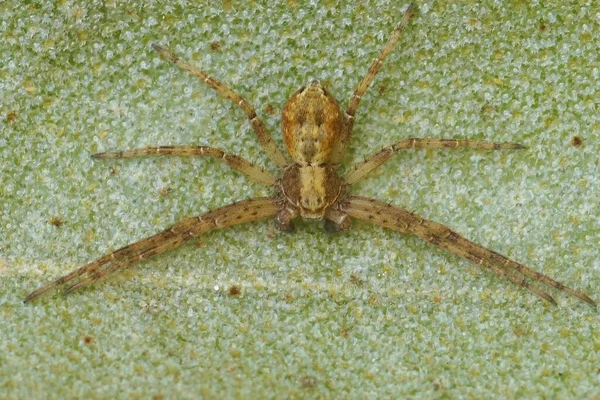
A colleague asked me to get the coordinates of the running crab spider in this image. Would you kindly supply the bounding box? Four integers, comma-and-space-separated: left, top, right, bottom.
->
25, 4, 595, 307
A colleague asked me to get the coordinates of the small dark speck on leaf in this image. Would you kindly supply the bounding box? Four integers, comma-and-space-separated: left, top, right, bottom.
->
228, 285, 242, 297
49, 216, 64, 227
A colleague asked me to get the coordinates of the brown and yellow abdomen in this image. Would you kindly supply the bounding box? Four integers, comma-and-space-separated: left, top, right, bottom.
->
281, 81, 346, 164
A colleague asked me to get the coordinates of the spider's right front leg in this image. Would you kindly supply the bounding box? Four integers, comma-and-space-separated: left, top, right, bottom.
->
93, 145, 276, 186
342, 196, 596, 306
24, 197, 279, 302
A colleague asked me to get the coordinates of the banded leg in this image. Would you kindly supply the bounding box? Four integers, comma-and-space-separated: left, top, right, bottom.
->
345, 3, 415, 124
342, 196, 596, 306
93, 146, 276, 186
344, 137, 524, 185
151, 44, 288, 167
24, 197, 279, 302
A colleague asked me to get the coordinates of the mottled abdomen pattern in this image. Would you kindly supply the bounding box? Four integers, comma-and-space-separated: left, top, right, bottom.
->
281, 81, 346, 164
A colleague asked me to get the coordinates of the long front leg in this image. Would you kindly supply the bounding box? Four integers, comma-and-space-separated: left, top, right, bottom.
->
25, 197, 279, 302
344, 138, 524, 185
93, 146, 276, 186
342, 196, 595, 306
151, 44, 288, 167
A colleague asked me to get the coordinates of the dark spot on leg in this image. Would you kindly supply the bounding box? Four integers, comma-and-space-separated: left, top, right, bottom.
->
428, 235, 441, 245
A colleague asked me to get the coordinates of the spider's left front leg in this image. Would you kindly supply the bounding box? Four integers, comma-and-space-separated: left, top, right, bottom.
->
340, 196, 595, 306
25, 197, 279, 302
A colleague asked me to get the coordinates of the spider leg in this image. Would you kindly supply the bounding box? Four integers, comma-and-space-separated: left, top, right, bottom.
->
151, 44, 288, 167
342, 196, 596, 306
344, 137, 524, 185
345, 3, 415, 125
324, 208, 352, 233
64, 233, 190, 294
93, 146, 276, 186
24, 197, 278, 302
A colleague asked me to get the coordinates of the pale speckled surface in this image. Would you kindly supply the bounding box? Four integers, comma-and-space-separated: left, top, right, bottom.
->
2, 0, 600, 398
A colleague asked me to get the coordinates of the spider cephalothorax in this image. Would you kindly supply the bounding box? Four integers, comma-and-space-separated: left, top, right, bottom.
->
25, 4, 595, 307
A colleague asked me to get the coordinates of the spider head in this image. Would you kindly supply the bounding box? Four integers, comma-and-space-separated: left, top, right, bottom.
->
280, 164, 344, 220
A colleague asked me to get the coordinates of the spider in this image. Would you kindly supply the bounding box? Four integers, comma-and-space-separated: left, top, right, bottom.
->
25, 4, 595, 307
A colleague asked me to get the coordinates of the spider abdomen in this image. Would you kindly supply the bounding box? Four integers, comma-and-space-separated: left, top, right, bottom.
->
282, 80, 346, 164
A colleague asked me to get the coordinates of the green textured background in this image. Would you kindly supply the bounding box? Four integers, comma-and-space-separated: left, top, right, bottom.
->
2, 0, 600, 398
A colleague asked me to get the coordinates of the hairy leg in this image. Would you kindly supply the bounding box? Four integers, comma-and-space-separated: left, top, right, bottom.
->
345, 4, 415, 124
330, 4, 415, 164
151, 44, 288, 167
25, 197, 279, 302
341, 196, 595, 306
344, 138, 524, 185
93, 146, 276, 186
